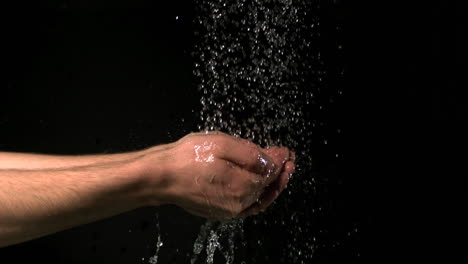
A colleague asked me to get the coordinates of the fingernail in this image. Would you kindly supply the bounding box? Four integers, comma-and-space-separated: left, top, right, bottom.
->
259, 150, 277, 174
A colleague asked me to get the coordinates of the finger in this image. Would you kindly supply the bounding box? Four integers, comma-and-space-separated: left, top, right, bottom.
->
217, 138, 278, 176
257, 161, 294, 210
262, 147, 290, 165
238, 160, 295, 217
189, 131, 277, 176
221, 160, 265, 206
261, 147, 290, 185
289, 150, 296, 162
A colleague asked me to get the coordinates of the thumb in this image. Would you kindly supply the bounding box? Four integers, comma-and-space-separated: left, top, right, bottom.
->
261, 146, 290, 185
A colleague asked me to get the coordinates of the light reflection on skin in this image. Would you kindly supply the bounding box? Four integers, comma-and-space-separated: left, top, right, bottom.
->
192, 141, 215, 217
258, 154, 268, 167
194, 141, 216, 163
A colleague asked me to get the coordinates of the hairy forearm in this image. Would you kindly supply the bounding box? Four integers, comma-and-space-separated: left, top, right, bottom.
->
0, 156, 156, 247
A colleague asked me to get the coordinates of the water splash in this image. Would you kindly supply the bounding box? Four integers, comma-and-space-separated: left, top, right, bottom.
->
148, 214, 163, 264
194, 0, 320, 151
191, 220, 242, 264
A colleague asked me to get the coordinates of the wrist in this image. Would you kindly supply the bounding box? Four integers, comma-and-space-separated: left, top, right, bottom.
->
131, 147, 175, 207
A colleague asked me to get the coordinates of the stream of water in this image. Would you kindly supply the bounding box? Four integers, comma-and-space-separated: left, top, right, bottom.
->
191, 0, 324, 263
149, 0, 348, 263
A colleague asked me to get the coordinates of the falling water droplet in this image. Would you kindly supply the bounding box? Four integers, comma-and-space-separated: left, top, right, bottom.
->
189, 0, 344, 262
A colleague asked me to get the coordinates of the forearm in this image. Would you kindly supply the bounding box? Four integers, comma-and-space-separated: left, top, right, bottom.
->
0, 131, 294, 247
0, 156, 160, 247
0, 145, 168, 170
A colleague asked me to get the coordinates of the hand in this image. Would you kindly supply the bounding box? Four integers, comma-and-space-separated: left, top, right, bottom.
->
140, 131, 295, 220
0, 131, 295, 247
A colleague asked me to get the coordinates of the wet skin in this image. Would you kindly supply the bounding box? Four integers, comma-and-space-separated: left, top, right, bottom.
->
0, 131, 294, 246
139, 131, 296, 220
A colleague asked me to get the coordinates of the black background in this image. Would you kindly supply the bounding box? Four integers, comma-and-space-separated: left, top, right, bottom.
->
0, 0, 466, 263
344, 0, 466, 262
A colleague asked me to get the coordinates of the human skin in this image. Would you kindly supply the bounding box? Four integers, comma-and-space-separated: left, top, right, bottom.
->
0, 131, 295, 247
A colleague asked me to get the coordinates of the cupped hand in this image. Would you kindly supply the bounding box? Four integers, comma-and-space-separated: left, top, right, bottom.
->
143, 131, 295, 220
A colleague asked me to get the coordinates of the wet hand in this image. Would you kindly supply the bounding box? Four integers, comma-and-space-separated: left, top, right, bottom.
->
149, 131, 295, 220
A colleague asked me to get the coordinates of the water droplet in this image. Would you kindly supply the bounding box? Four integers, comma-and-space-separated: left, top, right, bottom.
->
189, 0, 343, 261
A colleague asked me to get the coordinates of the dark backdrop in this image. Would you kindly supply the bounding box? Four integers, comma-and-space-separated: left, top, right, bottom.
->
345, 0, 466, 263
0, 1, 466, 264
1, 2, 206, 264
